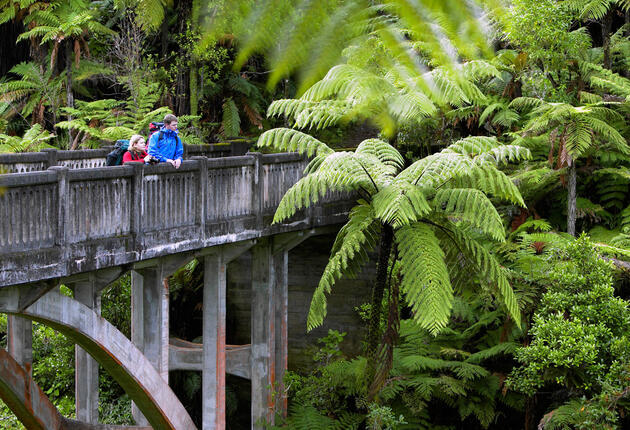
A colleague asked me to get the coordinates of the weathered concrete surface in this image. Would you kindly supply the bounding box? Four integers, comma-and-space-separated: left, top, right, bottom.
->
0, 287, 196, 430
0, 153, 351, 288
0, 347, 63, 430
0, 347, 155, 430
72, 279, 101, 424
169, 339, 252, 378
0, 143, 248, 173
227, 234, 373, 371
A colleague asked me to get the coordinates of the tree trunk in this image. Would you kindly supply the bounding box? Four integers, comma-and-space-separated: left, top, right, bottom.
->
189, 0, 200, 116
567, 162, 577, 236
602, 9, 614, 70
366, 224, 394, 383
65, 41, 74, 149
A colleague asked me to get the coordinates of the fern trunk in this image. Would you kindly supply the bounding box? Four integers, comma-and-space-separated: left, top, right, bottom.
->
65, 41, 74, 149
366, 224, 394, 382
602, 9, 614, 70
567, 163, 577, 236
189, 0, 200, 116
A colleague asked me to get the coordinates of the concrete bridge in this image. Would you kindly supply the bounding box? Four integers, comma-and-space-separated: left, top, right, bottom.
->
0, 150, 351, 429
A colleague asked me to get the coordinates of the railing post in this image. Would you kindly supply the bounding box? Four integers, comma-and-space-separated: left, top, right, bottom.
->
250, 152, 264, 229
128, 162, 144, 248
48, 166, 69, 247
192, 156, 207, 242
41, 148, 58, 168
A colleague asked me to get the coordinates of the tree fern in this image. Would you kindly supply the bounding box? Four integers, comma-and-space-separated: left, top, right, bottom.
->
221, 97, 240, 137
260, 122, 525, 389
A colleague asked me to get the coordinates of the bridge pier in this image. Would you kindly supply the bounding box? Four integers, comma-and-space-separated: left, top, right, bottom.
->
130, 267, 169, 426
201, 241, 254, 430
73, 280, 101, 424
7, 315, 32, 372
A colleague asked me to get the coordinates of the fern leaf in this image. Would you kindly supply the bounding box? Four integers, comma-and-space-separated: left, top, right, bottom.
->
396, 223, 453, 335
307, 203, 379, 330
355, 138, 404, 173
257, 127, 334, 157
432, 188, 505, 242
372, 182, 431, 228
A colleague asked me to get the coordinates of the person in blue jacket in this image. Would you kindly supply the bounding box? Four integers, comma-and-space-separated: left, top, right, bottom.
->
148, 114, 183, 169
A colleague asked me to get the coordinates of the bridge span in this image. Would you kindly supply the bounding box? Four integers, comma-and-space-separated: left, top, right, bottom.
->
0, 151, 351, 429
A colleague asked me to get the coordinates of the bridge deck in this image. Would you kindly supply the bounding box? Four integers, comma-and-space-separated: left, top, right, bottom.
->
0, 152, 349, 287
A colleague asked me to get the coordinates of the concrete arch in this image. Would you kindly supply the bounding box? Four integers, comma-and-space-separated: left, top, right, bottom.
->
0, 348, 151, 430
0, 287, 196, 430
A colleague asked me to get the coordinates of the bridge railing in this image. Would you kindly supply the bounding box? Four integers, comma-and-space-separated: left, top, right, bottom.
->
0, 153, 310, 256
0, 141, 251, 174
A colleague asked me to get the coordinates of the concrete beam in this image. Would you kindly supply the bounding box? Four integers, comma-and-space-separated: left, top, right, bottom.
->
0, 348, 63, 429
0, 287, 196, 430
64, 267, 126, 294
169, 339, 251, 379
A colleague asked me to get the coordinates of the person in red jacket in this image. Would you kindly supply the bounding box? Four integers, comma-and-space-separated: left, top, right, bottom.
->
123, 135, 152, 163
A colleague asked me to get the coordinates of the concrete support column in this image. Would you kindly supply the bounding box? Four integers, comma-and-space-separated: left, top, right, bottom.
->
273, 249, 289, 419
131, 266, 169, 426
251, 240, 275, 429
7, 315, 32, 373
203, 253, 227, 430
200, 241, 254, 430
73, 277, 101, 424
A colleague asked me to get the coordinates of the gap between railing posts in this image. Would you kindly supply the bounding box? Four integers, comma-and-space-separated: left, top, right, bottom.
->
127, 162, 145, 251
191, 156, 207, 242
249, 152, 264, 230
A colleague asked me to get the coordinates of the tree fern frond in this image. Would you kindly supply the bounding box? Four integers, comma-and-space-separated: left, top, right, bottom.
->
443, 136, 502, 157
257, 127, 334, 157
396, 224, 453, 335
466, 342, 518, 364
432, 188, 505, 242
221, 98, 240, 137
355, 138, 404, 173
509, 97, 544, 110
307, 203, 379, 330
372, 182, 431, 228
447, 228, 521, 327
399, 152, 476, 189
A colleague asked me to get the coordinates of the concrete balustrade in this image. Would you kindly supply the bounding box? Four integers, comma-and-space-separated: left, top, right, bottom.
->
0, 143, 250, 174
0, 152, 353, 288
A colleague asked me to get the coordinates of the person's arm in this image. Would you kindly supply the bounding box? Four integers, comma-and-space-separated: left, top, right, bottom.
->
122, 151, 133, 163
174, 136, 184, 161
147, 133, 168, 162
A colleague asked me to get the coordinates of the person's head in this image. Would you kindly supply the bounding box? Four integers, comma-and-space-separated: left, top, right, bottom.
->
128, 134, 146, 153
163, 114, 178, 132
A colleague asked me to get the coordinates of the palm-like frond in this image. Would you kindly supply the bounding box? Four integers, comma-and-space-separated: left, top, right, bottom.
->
307, 202, 380, 330
446, 228, 520, 327
257, 128, 334, 157
355, 138, 404, 173
433, 188, 505, 242
372, 181, 431, 228
396, 224, 453, 335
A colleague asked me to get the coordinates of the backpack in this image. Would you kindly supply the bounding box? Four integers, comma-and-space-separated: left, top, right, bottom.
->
105, 139, 130, 166
148, 122, 163, 141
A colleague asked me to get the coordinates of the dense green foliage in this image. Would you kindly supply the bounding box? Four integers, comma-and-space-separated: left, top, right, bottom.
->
2, 0, 630, 429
